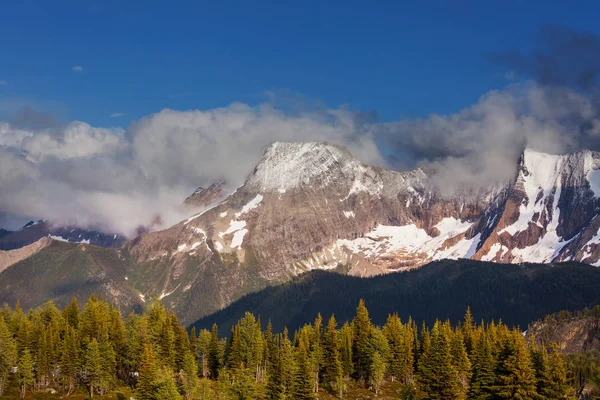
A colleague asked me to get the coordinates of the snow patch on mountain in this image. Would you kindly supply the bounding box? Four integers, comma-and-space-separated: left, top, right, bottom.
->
231, 229, 248, 249
501, 150, 564, 236
235, 194, 263, 217
333, 217, 478, 267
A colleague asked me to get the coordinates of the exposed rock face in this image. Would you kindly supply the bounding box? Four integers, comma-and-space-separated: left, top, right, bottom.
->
184, 181, 227, 208
125, 142, 600, 320
0, 220, 125, 250
5, 141, 600, 325
527, 312, 600, 353
472, 149, 600, 264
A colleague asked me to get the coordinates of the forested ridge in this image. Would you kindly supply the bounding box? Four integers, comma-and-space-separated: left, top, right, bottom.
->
192, 260, 600, 335
0, 295, 595, 399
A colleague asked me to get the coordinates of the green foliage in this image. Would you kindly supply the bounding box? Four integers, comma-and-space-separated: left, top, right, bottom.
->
16, 349, 33, 399
0, 295, 583, 399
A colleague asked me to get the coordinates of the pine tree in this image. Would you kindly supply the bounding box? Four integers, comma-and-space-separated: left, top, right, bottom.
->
181, 351, 200, 399
469, 333, 496, 400
462, 306, 475, 356
309, 313, 323, 394
17, 349, 34, 399
492, 331, 539, 400
352, 299, 374, 385
417, 320, 462, 399
539, 344, 570, 399
339, 322, 353, 379
370, 351, 387, 395
292, 329, 316, 399
138, 343, 160, 399
450, 328, 472, 398
154, 367, 183, 400
85, 338, 104, 398
208, 323, 221, 379
279, 328, 296, 397
62, 297, 80, 329
0, 316, 17, 397
60, 325, 79, 396
322, 315, 344, 397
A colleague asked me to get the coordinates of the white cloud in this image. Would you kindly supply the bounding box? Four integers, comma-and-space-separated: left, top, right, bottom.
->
0, 103, 382, 236
2, 83, 599, 236
109, 113, 126, 118
72, 66, 83, 72
377, 81, 600, 193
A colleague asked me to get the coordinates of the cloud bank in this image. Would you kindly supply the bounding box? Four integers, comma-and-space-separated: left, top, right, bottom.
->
0, 104, 383, 235
2, 25, 599, 236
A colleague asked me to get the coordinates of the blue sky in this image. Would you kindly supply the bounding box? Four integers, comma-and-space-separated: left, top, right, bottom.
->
1, 0, 599, 127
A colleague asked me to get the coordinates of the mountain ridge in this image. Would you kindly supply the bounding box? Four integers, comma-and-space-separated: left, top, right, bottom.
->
3, 141, 600, 324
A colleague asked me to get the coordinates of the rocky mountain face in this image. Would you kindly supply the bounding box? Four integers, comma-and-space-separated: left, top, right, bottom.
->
0, 220, 125, 250
184, 181, 227, 208
3, 141, 600, 324
527, 308, 600, 353
115, 142, 600, 322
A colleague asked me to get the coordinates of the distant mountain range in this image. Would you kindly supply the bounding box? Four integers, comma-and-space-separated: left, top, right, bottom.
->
0, 219, 124, 250
2, 141, 600, 325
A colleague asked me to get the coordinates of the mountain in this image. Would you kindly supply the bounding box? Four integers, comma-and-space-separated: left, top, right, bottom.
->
0, 240, 141, 313
527, 305, 600, 353
0, 229, 12, 240
3, 142, 600, 325
191, 259, 600, 334
117, 143, 600, 321
0, 220, 125, 250
184, 181, 227, 207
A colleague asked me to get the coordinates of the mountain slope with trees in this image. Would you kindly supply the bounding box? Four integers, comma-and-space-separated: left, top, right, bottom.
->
192, 259, 600, 335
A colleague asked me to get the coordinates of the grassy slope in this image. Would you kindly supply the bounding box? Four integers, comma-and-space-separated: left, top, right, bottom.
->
0, 241, 142, 313
191, 259, 600, 334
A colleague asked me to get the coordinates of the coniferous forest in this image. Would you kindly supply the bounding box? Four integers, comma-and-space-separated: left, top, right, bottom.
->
0, 296, 597, 399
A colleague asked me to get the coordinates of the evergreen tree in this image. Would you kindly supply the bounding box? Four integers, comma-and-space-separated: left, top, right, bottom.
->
279, 328, 296, 397
339, 321, 353, 379
417, 320, 462, 399
60, 325, 79, 396
0, 316, 17, 397
539, 344, 570, 399
352, 299, 374, 385
62, 297, 80, 329
85, 338, 104, 398
182, 351, 199, 399
17, 349, 34, 399
292, 329, 316, 399
450, 328, 472, 397
462, 307, 475, 356
208, 323, 221, 379
370, 351, 387, 395
154, 367, 183, 400
322, 315, 344, 397
493, 331, 539, 400
138, 343, 160, 399
469, 333, 496, 400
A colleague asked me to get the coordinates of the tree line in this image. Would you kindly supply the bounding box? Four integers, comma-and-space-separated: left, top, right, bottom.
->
0, 296, 576, 399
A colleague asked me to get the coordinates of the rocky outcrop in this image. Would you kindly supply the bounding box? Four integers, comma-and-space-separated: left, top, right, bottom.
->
184, 181, 227, 208
527, 310, 600, 353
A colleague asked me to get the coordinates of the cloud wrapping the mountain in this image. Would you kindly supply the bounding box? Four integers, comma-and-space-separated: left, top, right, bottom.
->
0, 104, 383, 235
2, 26, 599, 235
377, 83, 600, 192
